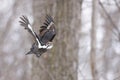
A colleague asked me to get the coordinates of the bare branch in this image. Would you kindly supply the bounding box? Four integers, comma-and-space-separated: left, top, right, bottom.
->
114, 0, 120, 12
99, 0, 119, 38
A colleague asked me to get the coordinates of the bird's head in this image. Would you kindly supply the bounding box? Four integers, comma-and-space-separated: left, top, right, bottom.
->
46, 42, 53, 49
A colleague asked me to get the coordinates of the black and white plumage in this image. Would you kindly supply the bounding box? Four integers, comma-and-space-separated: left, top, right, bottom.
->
19, 15, 56, 57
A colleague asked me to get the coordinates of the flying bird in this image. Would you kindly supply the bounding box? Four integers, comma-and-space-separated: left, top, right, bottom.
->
19, 15, 56, 57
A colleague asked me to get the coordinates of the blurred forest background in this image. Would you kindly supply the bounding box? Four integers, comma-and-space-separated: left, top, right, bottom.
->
0, 0, 120, 80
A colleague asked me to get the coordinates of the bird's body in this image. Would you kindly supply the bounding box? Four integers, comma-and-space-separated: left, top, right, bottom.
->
26, 43, 47, 57
19, 15, 56, 57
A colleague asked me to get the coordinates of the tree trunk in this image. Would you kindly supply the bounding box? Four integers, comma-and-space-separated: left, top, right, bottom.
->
90, 0, 99, 80
31, 0, 80, 80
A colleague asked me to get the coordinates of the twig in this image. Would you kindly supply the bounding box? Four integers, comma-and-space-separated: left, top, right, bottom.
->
99, 0, 119, 37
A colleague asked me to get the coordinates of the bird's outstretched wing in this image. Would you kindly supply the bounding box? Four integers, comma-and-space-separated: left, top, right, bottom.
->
40, 15, 55, 35
19, 16, 38, 39
19, 16, 43, 48
39, 15, 56, 45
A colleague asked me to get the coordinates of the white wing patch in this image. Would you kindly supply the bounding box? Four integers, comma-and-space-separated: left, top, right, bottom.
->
47, 22, 54, 29
28, 24, 42, 48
